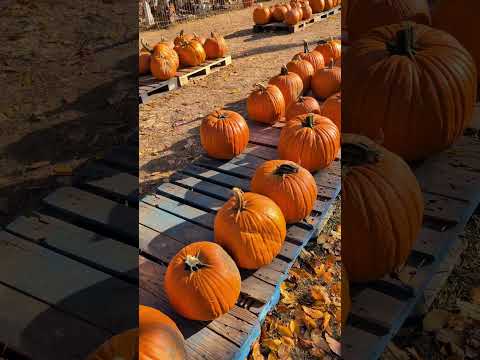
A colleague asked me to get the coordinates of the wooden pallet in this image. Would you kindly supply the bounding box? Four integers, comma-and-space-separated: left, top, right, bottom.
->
139, 55, 232, 103
253, 5, 341, 33
343, 103, 480, 360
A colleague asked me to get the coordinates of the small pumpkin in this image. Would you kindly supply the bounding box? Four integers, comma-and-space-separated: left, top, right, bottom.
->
315, 37, 341, 64
341, 267, 351, 329
174, 39, 206, 67
204, 32, 228, 59
310, 0, 325, 13
268, 66, 304, 109
311, 60, 341, 99
200, 109, 249, 159
286, 56, 315, 91
165, 241, 241, 321
278, 113, 340, 172
174, 30, 194, 46
342, 134, 424, 282
142, 40, 179, 81
294, 40, 325, 72
321, 92, 341, 131
284, 7, 302, 25
286, 96, 321, 121
301, 0, 313, 19
253, 4, 271, 24
272, 4, 288, 21
214, 188, 287, 269
251, 160, 318, 224
139, 48, 151, 75
247, 83, 286, 124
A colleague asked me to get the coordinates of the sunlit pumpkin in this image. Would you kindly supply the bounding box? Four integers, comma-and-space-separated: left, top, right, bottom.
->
278, 113, 340, 172
284, 7, 302, 25
174, 39, 206, 67
315, 37, 341, 64
310, 0, 325, 13
324, 0, 334, 10
253, 4, 271, 24
139, 48, 151, 75
311, 60, 341, 99
156, 37, 175, 49
251, 160, 318, 224
342, 134, 424, 282
286, 56, 315, 91
204, 32, 228, 59
268, 66, 303, 109
272, 4, 288, 21
200, 109, 249, 159
247, 83, 286, 124
165, 241, 241, 321
174, 30, 194, 46
321, 92, 341, 131
142, 40, 179, 81
192, 33, 206, 46
286, 96, 321, 121
301, 1, 313, 19
294, 41, 325, 72
215, 188, 287, 269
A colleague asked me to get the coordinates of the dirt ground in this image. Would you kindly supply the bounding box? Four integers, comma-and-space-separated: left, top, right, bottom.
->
139, 4, 341, 194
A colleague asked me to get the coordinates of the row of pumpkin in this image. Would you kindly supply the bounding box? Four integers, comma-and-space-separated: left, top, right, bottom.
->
85, 38, 346, 359
139, 30, 228, 80
253, 0, 341, 25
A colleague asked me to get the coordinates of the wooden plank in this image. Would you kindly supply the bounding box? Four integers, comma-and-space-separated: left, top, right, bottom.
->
0, 283, 110, 360
243, 143, 278, 160
0, 232, 137, 333
423, 192, 470, 225
6, 213, 138, 282
102, 145, 138, 174
343, 325, 388, 360
43, 187, 138, 245
181, 164, 251, 192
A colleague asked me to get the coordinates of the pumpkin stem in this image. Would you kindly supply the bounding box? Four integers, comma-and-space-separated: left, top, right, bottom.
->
274, 163, 299, 177
211, 31, 215, 38
280, 66, 289, 75
140, 38, 153, 53
184, 254, 208, 272
254, 83, 267, 91
303, 113, 315, 128
386, 23, 416, 58
232, 187, 246, 221
342, 142, 380, 168
217, 112, 228, 120
298, 96, 305, 103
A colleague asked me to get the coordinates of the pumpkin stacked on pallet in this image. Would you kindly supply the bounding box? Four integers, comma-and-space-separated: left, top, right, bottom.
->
253, 0, 313, 26
140, 39, 179, 81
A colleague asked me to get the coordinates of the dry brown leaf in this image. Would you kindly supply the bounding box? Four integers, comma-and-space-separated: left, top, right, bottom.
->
314, 263, 325, 277
317, 233, 330, 245
289, 268, 313, 281
262, 339, 282, 352
323, 312, 332, 333
325, 333, 341, 357
423, 309, 451, 332
281, 336, 295, 347
277, 324, 293, 338
303, 315, 318, 329
310, 347, 327, 357
302, 306, 324, 319
277, 344, 291, 360
457, 300, 480, 321
289, 319, 301, 336
251, 341, 264, 360
267, 352, 278, 360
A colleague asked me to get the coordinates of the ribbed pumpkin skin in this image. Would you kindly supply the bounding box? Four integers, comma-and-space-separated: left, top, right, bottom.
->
310, 0, 325, 13
321, 92, 341, 131
311, 63, 341, 99
346, 0, 431, 40
341, 267, 351, 328
343, 23, 477, 161
286, 57, 315, 91
315, 39, 341, 64
295, 42, 325, 72
139, 305, 178, 329
284, 8, 301, 25
150, 44, 179, 81
215, 190, 287, 269
286, 96, 321, 121
165, 242, 241, 321
301, 1, 313, 19
278, 114, 340, 172
251, 160, 318, 224
247, 84, 286, 124
156, 38, 175, 49
204, 32, 228, 59
432, 0, 480, 83
272, 5, 288, 21
200, 110, 249, 159
139, 50, 150, 74
192, 33, 206, 46
269, 67, 303, 109
253, 6, 271, 24
342, 134, 424, 282
324, 0, 334, 10
175, 40, 206, 67
174, 30, 194, 46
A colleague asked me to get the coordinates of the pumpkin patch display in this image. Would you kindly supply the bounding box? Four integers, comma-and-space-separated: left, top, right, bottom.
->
321, 92, 341, 131
286, 96, 321, 121
311, 60, 341, 99
342, 134, 424, 282
204, 32, 228, 59
300, 0, 313, 20
174, 39, 206, 67
251, 160, 318, 224
215, 188, 287, 269
268, 66, 303, 109
272, 4, 288, 21
142, 39, 179, 81
310, 0, 325, 13
286, 56, 315, 91
200, 109, 249, 159
278, 113, 340, 172
314, 37, 341, 64
247, 83, 286, 124
253, 4, 271, 24
284, 7, 302, 25
294, 41, 325, 72
165, 241, 241, 321
343, 23, 477, 161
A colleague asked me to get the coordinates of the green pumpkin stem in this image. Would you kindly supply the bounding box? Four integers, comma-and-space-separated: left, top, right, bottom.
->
303, 114, 315, 128
274, 163, 299, 177
387, 23, 416, 58
184, 254, 208, 272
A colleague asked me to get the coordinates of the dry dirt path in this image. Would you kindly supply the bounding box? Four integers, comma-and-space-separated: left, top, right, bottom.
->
139, 5, 340, 194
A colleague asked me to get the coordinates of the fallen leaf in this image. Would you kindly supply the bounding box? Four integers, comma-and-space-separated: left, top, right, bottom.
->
457, 300, 480, 321
323, 312, 332, 332
289, 319, 301, 336
251, 341, 264, 360
277, 344, 291, 360
302, 306, 324, 319
423, 309, 451, 332
303, 315, 318, 329
262, 339, 282, 352
281, 336, 295, 347
325, 333, 341, 357
277, 324, 293, 338
267, 352, 278, 360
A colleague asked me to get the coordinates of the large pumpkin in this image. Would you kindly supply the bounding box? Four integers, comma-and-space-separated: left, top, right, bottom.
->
311, 60, 341, 99
215, 188, 286, 269
342, 134, 424, 282
204, 32, 228, 59
192, 33, 206, 46
321, 92, 341, 131
278, 113, 340, 172
310, 0, 325, 13
251, 160, 318, 224
432, 0, 480, 83
268, 66, 303, 109
174, 39, 206, 67
286, 56, 315, 91
253, 4, 271, 24
324, 0, 334, 10
346, 0, 431, 40
341, 267, 351, 329
174, 30, 194, 46
314, 37, 341, 64
143, 40, 179, 81
294, 41, 325, 72
272, 4, 288, 21
165, 242, 241, 321
286, 96, 321, 121
247, 83, 286, 124
284, 7, 302, 25
343, 23, 477, 161
200, 109, 249, 159
301, 0, 313, 20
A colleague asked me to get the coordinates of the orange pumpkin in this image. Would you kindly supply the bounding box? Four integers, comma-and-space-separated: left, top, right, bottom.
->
311, 60, 341, 99
214, 188, 287, 269
284, 7, 302, 25
174, 30, 194, 46
301, 0, 313, 19
144, 40, 179, 81
286, 96, 321, 121
310, 0, 325, 13
294, 41, 325, 72
200, 109, 249, 159
272, 4, 288, 21
139, 49, 151, 75
268, 66, 303, 109
253, 4, 271, 24
247, 83, 286, 124
204, 32, 228, 59
174, 39, 206, 67
165, 241, 241, 321
251, 160, 318, 224
321, 92, 341, 131
342, 134, 424, 282
156, 37, 175, 49
192, 33, 206, 46
324, 0, 334, 10
286, 56, 315, 91
346, 0, 431, 40
278, 113, 340, 172
315, 37, 341, 64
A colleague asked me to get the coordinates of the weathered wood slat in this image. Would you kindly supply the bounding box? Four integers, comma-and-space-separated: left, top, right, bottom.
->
102, 145, 138, 174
